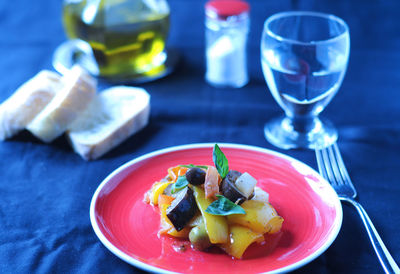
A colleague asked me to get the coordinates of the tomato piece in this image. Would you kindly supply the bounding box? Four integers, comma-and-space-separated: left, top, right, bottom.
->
204, 166, 220, 199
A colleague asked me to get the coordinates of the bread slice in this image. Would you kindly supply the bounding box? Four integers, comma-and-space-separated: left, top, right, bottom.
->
66, 86, 150, 160
27, 66, 96, 142
0, 70, 61, 140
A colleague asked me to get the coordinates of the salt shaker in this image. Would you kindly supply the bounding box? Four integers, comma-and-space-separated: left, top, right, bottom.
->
205, 0, 250, 88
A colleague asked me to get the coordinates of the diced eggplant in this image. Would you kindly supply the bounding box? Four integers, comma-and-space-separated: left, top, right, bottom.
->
163, 182, 187, 198
251, 186, 269, 203
235, 172, 257, 199
166, 187, 197, 231
220, 170, 247, 204
225, 170, 242, 183
163, 180, 192, 198
163, 183, 174, 196
186, 167, 206, 185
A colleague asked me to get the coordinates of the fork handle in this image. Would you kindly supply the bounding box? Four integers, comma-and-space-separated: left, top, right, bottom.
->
343, 198, 400, 274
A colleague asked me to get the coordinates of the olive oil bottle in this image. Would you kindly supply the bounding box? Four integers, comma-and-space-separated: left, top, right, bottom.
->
63, 0, 170, 79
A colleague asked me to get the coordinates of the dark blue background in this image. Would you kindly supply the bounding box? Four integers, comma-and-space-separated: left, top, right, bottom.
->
0, 0, 399, 273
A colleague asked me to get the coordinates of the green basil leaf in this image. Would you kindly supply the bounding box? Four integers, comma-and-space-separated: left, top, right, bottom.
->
205, 195, 246, 216
179, 164, 209, 169
213, 144, 229, 178
171, 176, 189, 194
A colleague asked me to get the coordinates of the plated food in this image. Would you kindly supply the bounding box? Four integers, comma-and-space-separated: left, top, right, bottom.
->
90, 143, 342, 273
144, 144, 284, 259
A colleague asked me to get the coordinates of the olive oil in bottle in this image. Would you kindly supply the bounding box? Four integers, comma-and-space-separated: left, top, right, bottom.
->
62, 0, 170, 79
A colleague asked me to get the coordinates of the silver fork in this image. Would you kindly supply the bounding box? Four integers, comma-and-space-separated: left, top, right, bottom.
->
315, 143, 400, 274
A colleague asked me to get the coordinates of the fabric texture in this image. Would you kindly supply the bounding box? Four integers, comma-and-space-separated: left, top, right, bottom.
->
0, 0, 399, 273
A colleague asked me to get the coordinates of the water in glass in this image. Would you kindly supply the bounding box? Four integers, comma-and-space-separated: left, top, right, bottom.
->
261, 11, 350, 149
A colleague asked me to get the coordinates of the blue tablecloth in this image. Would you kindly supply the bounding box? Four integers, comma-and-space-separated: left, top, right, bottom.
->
0, 0, 399, 273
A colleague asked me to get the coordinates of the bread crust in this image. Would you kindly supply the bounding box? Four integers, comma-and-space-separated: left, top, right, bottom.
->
27, 66, 96, 142
0, 70, 61, 140
67, 86, 151, 160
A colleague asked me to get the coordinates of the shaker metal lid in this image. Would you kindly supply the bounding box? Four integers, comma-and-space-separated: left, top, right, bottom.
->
205, 0, 250, 19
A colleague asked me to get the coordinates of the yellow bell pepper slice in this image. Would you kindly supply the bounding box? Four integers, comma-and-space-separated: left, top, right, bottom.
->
192, 186, 228, 244
167, 226, 191, 238
149, 181, 172, 205
220, 225, 264, 259
227, 200, 283, 234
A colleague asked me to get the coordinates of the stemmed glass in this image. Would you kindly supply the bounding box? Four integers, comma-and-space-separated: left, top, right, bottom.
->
261, 11, 350, 149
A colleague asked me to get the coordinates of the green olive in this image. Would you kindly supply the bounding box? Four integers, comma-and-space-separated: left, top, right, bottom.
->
189, 223, 212, 251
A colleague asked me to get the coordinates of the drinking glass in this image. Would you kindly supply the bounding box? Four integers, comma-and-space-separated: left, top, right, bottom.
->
261, 11, 350, 149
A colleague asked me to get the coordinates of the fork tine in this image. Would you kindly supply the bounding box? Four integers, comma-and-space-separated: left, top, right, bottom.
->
322, 146, 338, 185
327, 144, 346, 186
331, 143, 358, 196
316, 143, 358, 196
315, 148, 328, 179
316, 146, 336, 185
332, 143, 352, 185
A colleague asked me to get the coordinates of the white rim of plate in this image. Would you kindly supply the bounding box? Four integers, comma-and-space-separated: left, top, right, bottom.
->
89, 143, 343, 274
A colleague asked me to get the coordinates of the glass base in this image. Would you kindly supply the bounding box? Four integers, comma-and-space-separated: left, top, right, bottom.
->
264, 116, 337, 150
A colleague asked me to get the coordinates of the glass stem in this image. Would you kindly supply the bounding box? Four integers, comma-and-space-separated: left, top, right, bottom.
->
286, 115, 321, 134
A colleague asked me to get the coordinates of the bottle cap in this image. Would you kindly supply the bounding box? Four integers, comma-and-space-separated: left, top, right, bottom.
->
205, 0, 250, 20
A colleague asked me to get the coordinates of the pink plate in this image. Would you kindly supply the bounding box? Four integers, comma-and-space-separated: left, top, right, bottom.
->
90, 143, 342, 273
